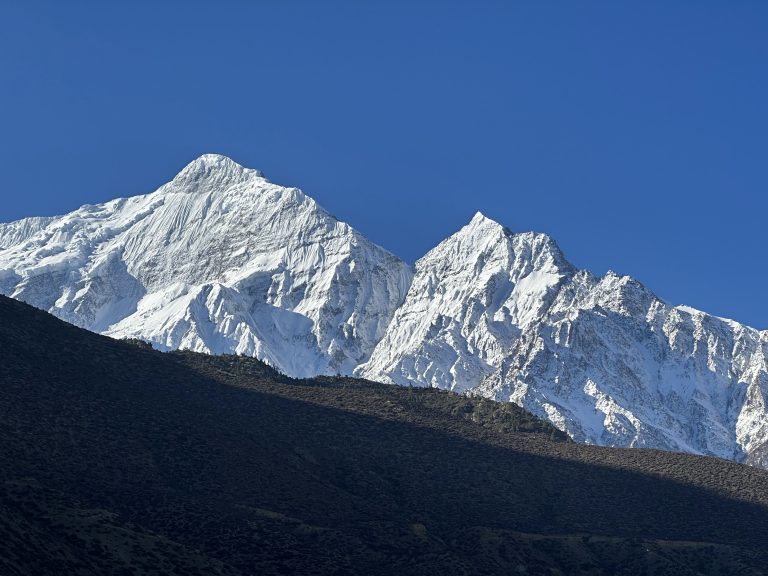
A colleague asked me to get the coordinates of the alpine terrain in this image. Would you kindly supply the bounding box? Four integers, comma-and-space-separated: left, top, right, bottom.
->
356, 212, 768, 468
2, 154, 766, 467
0, 154, 411, 377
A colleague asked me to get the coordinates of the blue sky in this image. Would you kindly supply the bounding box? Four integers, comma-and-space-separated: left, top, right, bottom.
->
1, 1, 766, 328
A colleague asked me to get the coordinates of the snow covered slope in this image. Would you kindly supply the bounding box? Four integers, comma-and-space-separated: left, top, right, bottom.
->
356, 212, 575, 390
0, 154, 411, 377
357, 213, 768, 466
2, 155, 766, 466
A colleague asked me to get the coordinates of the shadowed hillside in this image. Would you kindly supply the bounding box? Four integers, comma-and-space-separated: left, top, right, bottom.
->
1, 294, 768, 575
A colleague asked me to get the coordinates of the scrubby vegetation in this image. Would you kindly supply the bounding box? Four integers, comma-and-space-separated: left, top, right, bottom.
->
1, 295, 768, 575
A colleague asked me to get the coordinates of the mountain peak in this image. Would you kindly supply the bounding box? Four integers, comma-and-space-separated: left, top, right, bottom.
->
471, 210, 489, 222
456, 211, 510, 240
469, 210, 501, 227
169, 154, 264, 192
179, 153, 251, 173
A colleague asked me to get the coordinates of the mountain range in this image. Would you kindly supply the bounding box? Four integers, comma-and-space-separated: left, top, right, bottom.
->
2, 154, 766, 467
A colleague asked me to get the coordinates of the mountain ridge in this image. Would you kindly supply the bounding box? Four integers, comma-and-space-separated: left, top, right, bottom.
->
1, 153, 766, 468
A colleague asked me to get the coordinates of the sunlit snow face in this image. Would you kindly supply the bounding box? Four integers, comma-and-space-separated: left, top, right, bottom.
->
0, 155, 412, 379
1, 154, 767, 469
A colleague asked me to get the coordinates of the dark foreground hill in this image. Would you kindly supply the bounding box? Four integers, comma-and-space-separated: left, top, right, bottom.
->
1, 295, 768, 575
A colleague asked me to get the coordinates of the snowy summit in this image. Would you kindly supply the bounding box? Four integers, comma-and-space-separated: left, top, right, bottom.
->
1, 154, 767, 468
0, 154, 411, 377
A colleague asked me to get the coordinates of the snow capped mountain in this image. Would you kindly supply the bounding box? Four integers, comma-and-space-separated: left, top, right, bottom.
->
2, 154, 766, 467
356, 212, 575, 390
474, 271, 768, 464
358, 213, 768, 466
0, 154, 412, 377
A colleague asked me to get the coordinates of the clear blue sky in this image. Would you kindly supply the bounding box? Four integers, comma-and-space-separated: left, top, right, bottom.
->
2, 1, 766, 328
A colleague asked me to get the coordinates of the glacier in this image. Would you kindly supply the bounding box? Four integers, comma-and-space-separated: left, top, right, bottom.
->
2, 154, 766, 467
